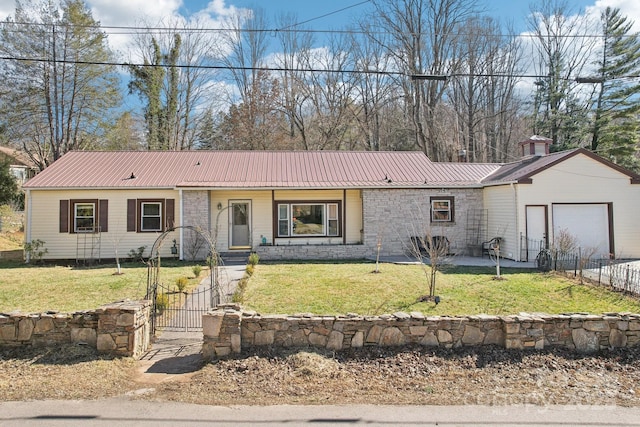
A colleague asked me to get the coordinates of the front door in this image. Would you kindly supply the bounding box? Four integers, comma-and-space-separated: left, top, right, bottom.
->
525, 205, 548, 261
230, 201, 251, 248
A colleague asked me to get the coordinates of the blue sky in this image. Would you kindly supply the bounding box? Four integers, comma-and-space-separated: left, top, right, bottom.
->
1, 0, 639, 53
1, 1, 635, 34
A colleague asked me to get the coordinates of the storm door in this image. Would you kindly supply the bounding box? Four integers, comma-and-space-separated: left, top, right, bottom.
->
230, 201, 251, 248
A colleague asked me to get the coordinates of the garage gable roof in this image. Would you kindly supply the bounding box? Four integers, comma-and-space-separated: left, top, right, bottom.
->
23, 150, 498, 190
482, 148, 640, 184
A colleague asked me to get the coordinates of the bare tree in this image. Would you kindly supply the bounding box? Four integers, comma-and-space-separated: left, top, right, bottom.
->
349, 23, 402, 151
366, 0, 477, 161
528, 0, 597, 150
449, 16, 524, 162
0, 0, 121, 169
273, 13, 314, 149
216, 8, 269, 112
404, 204, 451, 302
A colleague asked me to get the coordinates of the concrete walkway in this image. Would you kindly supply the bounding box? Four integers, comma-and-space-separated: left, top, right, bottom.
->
139, 260, 247, 368
375, 254, 537, 269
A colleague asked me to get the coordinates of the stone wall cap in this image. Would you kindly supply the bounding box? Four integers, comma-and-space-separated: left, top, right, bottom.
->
470, 314, 500, 320
410, 312, 425, 319
393, 312, 411, 320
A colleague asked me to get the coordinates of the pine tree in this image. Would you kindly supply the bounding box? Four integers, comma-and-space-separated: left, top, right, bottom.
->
591, 7, 640, 170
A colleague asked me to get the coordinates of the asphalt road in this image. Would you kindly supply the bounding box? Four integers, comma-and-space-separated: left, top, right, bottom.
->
1, 401, 640, 427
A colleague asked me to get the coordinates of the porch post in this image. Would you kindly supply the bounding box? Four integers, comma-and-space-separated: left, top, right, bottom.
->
179, 189, 184, 261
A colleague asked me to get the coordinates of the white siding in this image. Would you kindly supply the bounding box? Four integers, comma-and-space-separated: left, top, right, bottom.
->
483, 185, 519, 260
345, 190, 363, 244
517, 154, 640, 258
210, 190, 273, 252
27, 189, 180, 261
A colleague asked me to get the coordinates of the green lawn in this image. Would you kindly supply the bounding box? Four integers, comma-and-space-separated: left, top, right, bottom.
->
242, 262, 640, 316
3, 259, 640, 316
0, 260, 205, 313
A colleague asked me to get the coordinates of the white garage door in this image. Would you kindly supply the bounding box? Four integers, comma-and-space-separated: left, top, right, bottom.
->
552, 204, 610, 257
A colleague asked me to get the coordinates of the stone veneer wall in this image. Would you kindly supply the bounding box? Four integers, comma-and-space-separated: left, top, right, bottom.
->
256, 243, 369, 261
202, 304, 640, 359
362, 188, 484, 257
181, 190, 211, 261
0, 300, 151, 358
257, 187, 483, 261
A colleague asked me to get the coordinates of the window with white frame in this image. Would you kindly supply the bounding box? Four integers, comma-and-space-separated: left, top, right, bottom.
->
430, 196, 454, 222
276, 202, 340, 237
141, 202, 162, 231
74, 202, 95, 232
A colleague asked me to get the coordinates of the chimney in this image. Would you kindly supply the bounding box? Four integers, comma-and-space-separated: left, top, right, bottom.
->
519, 135, 552, 158
457, 149, 467, 163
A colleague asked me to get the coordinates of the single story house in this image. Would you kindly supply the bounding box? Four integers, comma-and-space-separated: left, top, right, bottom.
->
0, 146, 38, 186
21, 137, 640, 263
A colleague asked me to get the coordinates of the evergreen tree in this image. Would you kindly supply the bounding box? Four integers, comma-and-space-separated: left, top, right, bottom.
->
0, 160, 19, 206
590, 7, 640, 170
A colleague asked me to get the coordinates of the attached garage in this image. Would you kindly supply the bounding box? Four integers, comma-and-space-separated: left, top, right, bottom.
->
483, 139, 640, 261
552, 203, 612, 258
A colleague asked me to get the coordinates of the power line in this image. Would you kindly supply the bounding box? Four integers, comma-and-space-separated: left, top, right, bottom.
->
0, 19, 620, 40
4, 55, 640, 82
0, 55, 406, 76
277, 0, 371, 31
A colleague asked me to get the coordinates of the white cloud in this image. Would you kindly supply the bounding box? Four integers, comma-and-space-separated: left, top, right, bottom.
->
587, 0, 640, 30
88, 0, 183, 26
0, 0, 15, 20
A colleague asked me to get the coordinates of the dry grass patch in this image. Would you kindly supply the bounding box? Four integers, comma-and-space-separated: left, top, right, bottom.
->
0, 344, 137, 401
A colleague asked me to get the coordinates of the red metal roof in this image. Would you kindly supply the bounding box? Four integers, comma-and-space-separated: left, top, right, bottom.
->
23, 150, 501, 190
482, 148, 640, 185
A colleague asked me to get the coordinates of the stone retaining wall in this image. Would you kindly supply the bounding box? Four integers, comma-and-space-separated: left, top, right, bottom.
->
0, 300, 151, 358
202, 304, 640, 358
0, 249, 23, 261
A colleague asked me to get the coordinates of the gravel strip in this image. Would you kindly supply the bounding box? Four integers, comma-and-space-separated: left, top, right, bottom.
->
2, 344, 640, 406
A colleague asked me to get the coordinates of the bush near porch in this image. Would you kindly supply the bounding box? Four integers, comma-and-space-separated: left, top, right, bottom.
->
242, 263, 640, 316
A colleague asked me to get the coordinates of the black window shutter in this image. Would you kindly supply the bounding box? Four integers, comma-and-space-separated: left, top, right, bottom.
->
165, 199, 175, 230
127, 199, 136, 232
59, 200, 69, 233
99, 200, 108, 232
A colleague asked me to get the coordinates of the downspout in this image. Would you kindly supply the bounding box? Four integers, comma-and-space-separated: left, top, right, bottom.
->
511, 182, 520, 261
25, 189, 31, 263
179, 189, 184, 261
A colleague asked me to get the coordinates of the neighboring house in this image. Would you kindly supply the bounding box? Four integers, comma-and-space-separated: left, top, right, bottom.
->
21, 139, 640, 262
0, 146, 38, 186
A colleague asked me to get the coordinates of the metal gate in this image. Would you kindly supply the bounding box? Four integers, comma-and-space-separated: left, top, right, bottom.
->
150, 278, 216, 332
146, 226, 220, 335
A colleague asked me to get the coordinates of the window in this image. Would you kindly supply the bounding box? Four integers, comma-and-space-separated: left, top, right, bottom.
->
127, 198, 175, 233
74, 202, 95, 232
59, 199, 108, 233
278, 204, 289, 236
276, 202, 340, 237
430, 196, 454, 222
141, 202, 162, 231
